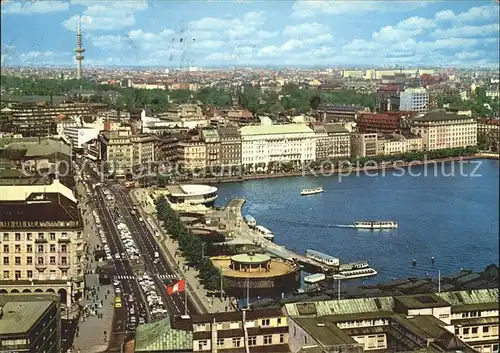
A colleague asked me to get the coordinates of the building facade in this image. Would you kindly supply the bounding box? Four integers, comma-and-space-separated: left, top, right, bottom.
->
218, 126, 242, 168
377, 135, 423, 155
351, 133, 378, 157
177, 138, 207, 171
240, 124, 316, 169
410, 112, 478, 151
201, 128, 221, 169
0, 293, 61, 353
0, 180, 84, 307
399, 88, 429, 114
63, 126, 99, 149
100, 130, 156, 176
325, 124, 351, 158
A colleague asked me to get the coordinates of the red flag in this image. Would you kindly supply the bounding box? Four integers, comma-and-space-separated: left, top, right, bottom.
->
166, 280, 186, 295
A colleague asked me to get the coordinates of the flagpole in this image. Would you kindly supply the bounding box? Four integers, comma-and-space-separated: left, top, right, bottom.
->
184, 278, 188, 316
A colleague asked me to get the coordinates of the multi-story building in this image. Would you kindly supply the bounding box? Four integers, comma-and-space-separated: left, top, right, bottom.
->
240, 124, 316, 170
357, 112, 415, 134
0, 179, 84, 307
310, 124, 351, 160
316, 105, 364, 123
376, 84, 400, 112
477, 119, 499, 151
399, 88, 429, 114
377, 134, 423, 155
63, 126, 100, 149
99, 130, 156, 176
351, 133, 378, 157
200, 128, 220, 169
285, 288, 498, 353
0, 293, 61, 353
1, 102, 94, 137
177, 137, 207, 171
218, 126, 242, 168
325, 124, 351, 158
157, 104, 208, 130
410, 112, 477, 151
134, 308, 290, 353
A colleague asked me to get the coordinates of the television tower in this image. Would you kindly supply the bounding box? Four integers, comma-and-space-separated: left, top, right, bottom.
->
74, 19, 85, 79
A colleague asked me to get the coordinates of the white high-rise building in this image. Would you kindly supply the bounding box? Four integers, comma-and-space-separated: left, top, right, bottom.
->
400, 88, 429, 114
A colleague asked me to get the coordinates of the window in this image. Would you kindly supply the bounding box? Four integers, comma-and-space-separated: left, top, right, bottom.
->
463, 328, 470, 335
3, 245, 9, 253
38, 257, 44, 265
3, 233, 8, 241
50, 257, 56, 265
15, 271, 21, 279
3, 257, 9, 265
61, 245, 67, 253
216, 338, 224, 348
248, 336, 257, 346
50, 245, 56, 252
471, 327, 478, 334
3, 271, 9, 279
231, 338, 241, 348
61, 257, 67, 265
264, 335, 272, 345
492, 344, 498, 352
261, 319, 270, 326
27, 245, 32, 252
15, 233, 21, 241
15, 245, 21, 253
38, 233, 44, 240
483, 326, 489, 333
197, 340, 208, 351
27, 270, 33, 278
61, 269, 68, 277
37, 245, 44, 252
49, 233, 56, 240
27, 256, 33, 265
27, 233, 32, 241
279, 334, 284, 343
15, 257, 21, 265
277, 318, 282, 325
304, 336, 308, 345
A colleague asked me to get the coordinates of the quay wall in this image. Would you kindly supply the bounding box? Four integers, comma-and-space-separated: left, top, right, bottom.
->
192, 155, 498, 185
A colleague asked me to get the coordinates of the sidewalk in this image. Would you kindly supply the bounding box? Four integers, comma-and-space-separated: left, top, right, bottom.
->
72, 181, 115, 353
131, 188, 234, 314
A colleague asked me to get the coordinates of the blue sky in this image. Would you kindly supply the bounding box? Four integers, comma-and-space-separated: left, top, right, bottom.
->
1, 0, 499, 68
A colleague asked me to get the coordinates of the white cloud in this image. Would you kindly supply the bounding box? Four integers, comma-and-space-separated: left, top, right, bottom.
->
283, 22, 330, 37
371, 16, 437, 43
432, 24, 500, 38
455, 51, 482, 60
291, 0, 427, 18
435, 5, 498, 22
2, 1, 69, 14
62, 0, 148, 31
20, 51, 57, 60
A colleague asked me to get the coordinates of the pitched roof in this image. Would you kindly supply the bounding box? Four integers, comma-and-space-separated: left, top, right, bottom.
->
134, 317, 192, 352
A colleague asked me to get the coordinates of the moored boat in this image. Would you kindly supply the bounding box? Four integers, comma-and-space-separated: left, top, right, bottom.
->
300, 187, 324, 196
254, 225, 274, 241
338, 267, 378, 279
304, 273, 326, 284
244, 215, 256, 228
353, 220, 398, 229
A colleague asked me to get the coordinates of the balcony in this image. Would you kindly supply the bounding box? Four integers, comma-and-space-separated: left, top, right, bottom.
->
58, 263, 70, 269
35, 238, 48, 243
58, 237, 71, 243
35, 263, 47, 270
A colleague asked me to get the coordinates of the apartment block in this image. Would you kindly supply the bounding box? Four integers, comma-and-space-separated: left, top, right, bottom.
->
285, 288, 498, 353
377, 134, 423, 155
0, 179, 84, 307
400, 88, 429, 114
310, 124, 351, 160
134, 308, 289, 353
351, 133, 378, 157
99, 130, 157, 176
0, 293, 61, 353
177, 137, 207, 171
410, 112, 477, 151
218, 126, 242, 168
240, 124, 316, 169
200, 128, 221, 168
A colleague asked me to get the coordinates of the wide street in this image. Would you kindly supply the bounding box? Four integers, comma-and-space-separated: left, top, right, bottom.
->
111, 186, 194, 315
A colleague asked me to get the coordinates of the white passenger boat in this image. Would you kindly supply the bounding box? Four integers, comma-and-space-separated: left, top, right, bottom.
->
304, 273, 326, 284
254, 225, 274, 241
300, 187, 324, 196
305, 249, 339, 267
353, 221, 398, 229
338, 267, 378, 279
244, 215, 256, 228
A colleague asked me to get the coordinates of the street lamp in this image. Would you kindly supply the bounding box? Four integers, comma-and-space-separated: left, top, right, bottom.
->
333, 274, 344, 301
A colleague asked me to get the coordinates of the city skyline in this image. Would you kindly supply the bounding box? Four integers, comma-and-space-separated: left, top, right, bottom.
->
0, 0, 499, 68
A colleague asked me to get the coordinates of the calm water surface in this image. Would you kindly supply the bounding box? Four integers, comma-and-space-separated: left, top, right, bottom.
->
215, 159, 499, 284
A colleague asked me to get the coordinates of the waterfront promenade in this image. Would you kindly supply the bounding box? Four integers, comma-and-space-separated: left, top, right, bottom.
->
191, 153, 499, 184
131, 188, 233, 314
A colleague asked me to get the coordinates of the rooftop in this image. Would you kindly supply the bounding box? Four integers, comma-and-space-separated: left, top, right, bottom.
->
134, 317, 192, 352
0, 178, 76, 202
412, 112, 474, 122
294, 316, 359, 347
240, 123, 314, 136
0, 293, 59, 336
231, 253, 271, 264
395, 293, 450, 310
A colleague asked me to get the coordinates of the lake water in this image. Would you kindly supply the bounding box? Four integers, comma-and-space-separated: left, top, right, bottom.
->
215, 159, 499, 284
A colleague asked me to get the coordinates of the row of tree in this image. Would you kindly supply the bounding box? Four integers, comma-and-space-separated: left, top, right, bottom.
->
155, 195, 222, 291
436, 87, 499, 118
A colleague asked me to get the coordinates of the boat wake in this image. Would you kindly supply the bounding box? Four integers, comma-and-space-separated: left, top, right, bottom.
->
333, 224, 356, 228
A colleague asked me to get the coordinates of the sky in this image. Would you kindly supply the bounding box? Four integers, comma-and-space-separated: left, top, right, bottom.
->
1, 0, 499, 68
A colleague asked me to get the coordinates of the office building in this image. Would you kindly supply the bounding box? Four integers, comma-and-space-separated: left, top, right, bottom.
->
200, 128, 221, 169
377, 134, 423, 155
240, 124, 316, 170
63, 126, 99, 149
311, 124, 351, 160
351, 133, 378, 157
0, 179, 84, 306
217, 126, 242, 169
399, 88, 429, 114
410, 112, 477, 151
0, 293, 61, 353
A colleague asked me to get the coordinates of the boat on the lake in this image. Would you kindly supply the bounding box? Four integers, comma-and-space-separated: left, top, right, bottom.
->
304, 273, 326, 284
244, 215, 256, 228
300, 187, 324, 196
353, 220, 398, 229
338, 267, 378, 279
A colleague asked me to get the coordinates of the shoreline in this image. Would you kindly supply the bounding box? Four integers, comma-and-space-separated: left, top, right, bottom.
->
190, 154, 499, 185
